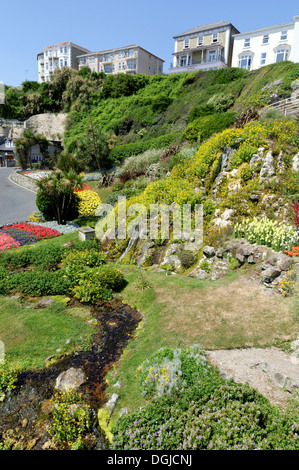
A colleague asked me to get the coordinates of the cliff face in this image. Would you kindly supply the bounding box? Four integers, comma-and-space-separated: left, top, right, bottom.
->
0, 113, 67, 141
25, 113, 67, 140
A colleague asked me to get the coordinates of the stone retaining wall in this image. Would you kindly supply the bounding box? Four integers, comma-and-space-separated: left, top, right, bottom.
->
10, 170, 38, 192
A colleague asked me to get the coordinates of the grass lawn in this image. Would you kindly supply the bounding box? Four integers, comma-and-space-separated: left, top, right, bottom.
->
0, 295, 96, 370
0, 231, 97, 369
105, 265, 299, 421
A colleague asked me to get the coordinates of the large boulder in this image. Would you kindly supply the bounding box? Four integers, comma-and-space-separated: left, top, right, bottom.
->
55, 367, 86, 392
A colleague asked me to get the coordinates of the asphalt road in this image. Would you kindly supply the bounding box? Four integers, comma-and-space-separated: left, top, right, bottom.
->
0, 168, 38, 225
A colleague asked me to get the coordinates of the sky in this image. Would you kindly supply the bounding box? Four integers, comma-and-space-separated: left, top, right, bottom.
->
0, 0, 299, 86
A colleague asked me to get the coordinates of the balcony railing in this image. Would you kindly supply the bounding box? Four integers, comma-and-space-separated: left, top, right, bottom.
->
168, 59, 227, 74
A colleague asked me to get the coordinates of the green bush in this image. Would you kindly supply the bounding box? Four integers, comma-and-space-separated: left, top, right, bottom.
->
177, 249, 197, 269
71, 265, 126, 304
240, 163, 253, 183
109, 132, 183, 163
2, 271, 72, 296
183, 112, 236, 143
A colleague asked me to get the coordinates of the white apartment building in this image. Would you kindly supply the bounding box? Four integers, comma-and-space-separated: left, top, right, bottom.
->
232, 16, 299, 71
168, 21, 240, 74
37, 42, 91, 83
77, 44, 164, 76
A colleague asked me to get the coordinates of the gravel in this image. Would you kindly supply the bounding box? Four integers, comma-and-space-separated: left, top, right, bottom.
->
29, 221, 79, 234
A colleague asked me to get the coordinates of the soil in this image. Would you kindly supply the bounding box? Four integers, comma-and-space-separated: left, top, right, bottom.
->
207, 346, 299, 409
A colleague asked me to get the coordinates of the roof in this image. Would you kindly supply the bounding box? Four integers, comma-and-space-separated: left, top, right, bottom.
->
38, 42, 91, 55
232, 21, 294, 38
77, 44, 164, 62
173, 21, 237, 38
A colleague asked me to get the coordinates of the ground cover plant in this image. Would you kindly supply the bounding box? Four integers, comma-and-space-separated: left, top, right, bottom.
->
112, 346, 299, 450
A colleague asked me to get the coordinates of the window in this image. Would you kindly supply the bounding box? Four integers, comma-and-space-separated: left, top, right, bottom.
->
212, 33, 218, 43
208, 50, 217, 62
81, 57, 87, 65
260, 52, 267, 65
127, 60, 136, 70
198, 36, 203, 46
180, 56, 191, 66
244, 38, 250, 47
262, 35, 269, 44
64, 46, 67, 53
104, 64, 111, 74
281, 31, 288, 41
184, 39, 190, 48
60, 60, 63, 67
60, 47, 63, 54
276, 48, 288, 62
64, 60, 68, 66
239, 55, 251, 70
129, 49, 135, 57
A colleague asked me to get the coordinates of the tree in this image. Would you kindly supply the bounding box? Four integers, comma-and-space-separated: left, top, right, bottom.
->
74, 121, 110, 171
14, 129, 37, 169
36, 169, 83, 224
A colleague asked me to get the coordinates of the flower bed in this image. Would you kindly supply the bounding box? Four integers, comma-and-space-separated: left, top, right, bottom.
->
74, 183, 92, 192
19, 170, 53, 181
0, 223, 62, 251
0, 232, 21, 252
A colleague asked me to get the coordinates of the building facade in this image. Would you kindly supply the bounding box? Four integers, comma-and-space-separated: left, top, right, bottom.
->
231, 16, 299, 71
77, 44, 164, 76
168, 21, 240, 74
37, 42, 91, 83
0, 138, 15, 167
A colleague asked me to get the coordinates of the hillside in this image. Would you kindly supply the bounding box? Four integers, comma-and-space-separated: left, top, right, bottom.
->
63, 61, 299, 162
0, 62, 299, 451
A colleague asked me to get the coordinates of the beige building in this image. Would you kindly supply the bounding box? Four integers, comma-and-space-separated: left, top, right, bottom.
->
168, 21, 240, 74
77, 44, 164, 76
37, 42, 91, 83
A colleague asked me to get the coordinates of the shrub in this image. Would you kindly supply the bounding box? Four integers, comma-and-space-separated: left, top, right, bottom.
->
109, 133, 183, 163
119, 149, 164, 175
0, 359, 19, 402
136, 345, 208, 399
48, 390, 91, 448
206, 93, 235, 113
1, 271, 72, 296
76, 190, 102, 217
177, 248, 197, 268
72, 266, 126, 303
61, 249, 107, 285
36, 169, 82, 224
240, 163, 253, 183
183, 112, 236, 143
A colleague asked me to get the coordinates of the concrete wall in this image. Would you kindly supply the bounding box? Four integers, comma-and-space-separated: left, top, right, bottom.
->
10, 170, 38, 192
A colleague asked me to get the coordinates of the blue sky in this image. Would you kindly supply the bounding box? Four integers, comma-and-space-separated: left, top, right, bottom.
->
1, 0, 298, 86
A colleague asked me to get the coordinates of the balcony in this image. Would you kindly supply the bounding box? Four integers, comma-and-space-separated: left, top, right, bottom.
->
168, 59, 227, 74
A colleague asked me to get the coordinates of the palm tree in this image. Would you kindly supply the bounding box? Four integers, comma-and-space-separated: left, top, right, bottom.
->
36, 169, 83, 224
14, 129, 38, 169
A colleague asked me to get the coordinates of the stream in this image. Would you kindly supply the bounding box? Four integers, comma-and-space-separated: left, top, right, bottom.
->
0, 299, 141, 450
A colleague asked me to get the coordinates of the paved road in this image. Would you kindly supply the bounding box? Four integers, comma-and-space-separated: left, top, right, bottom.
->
0, 168, 38, 225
